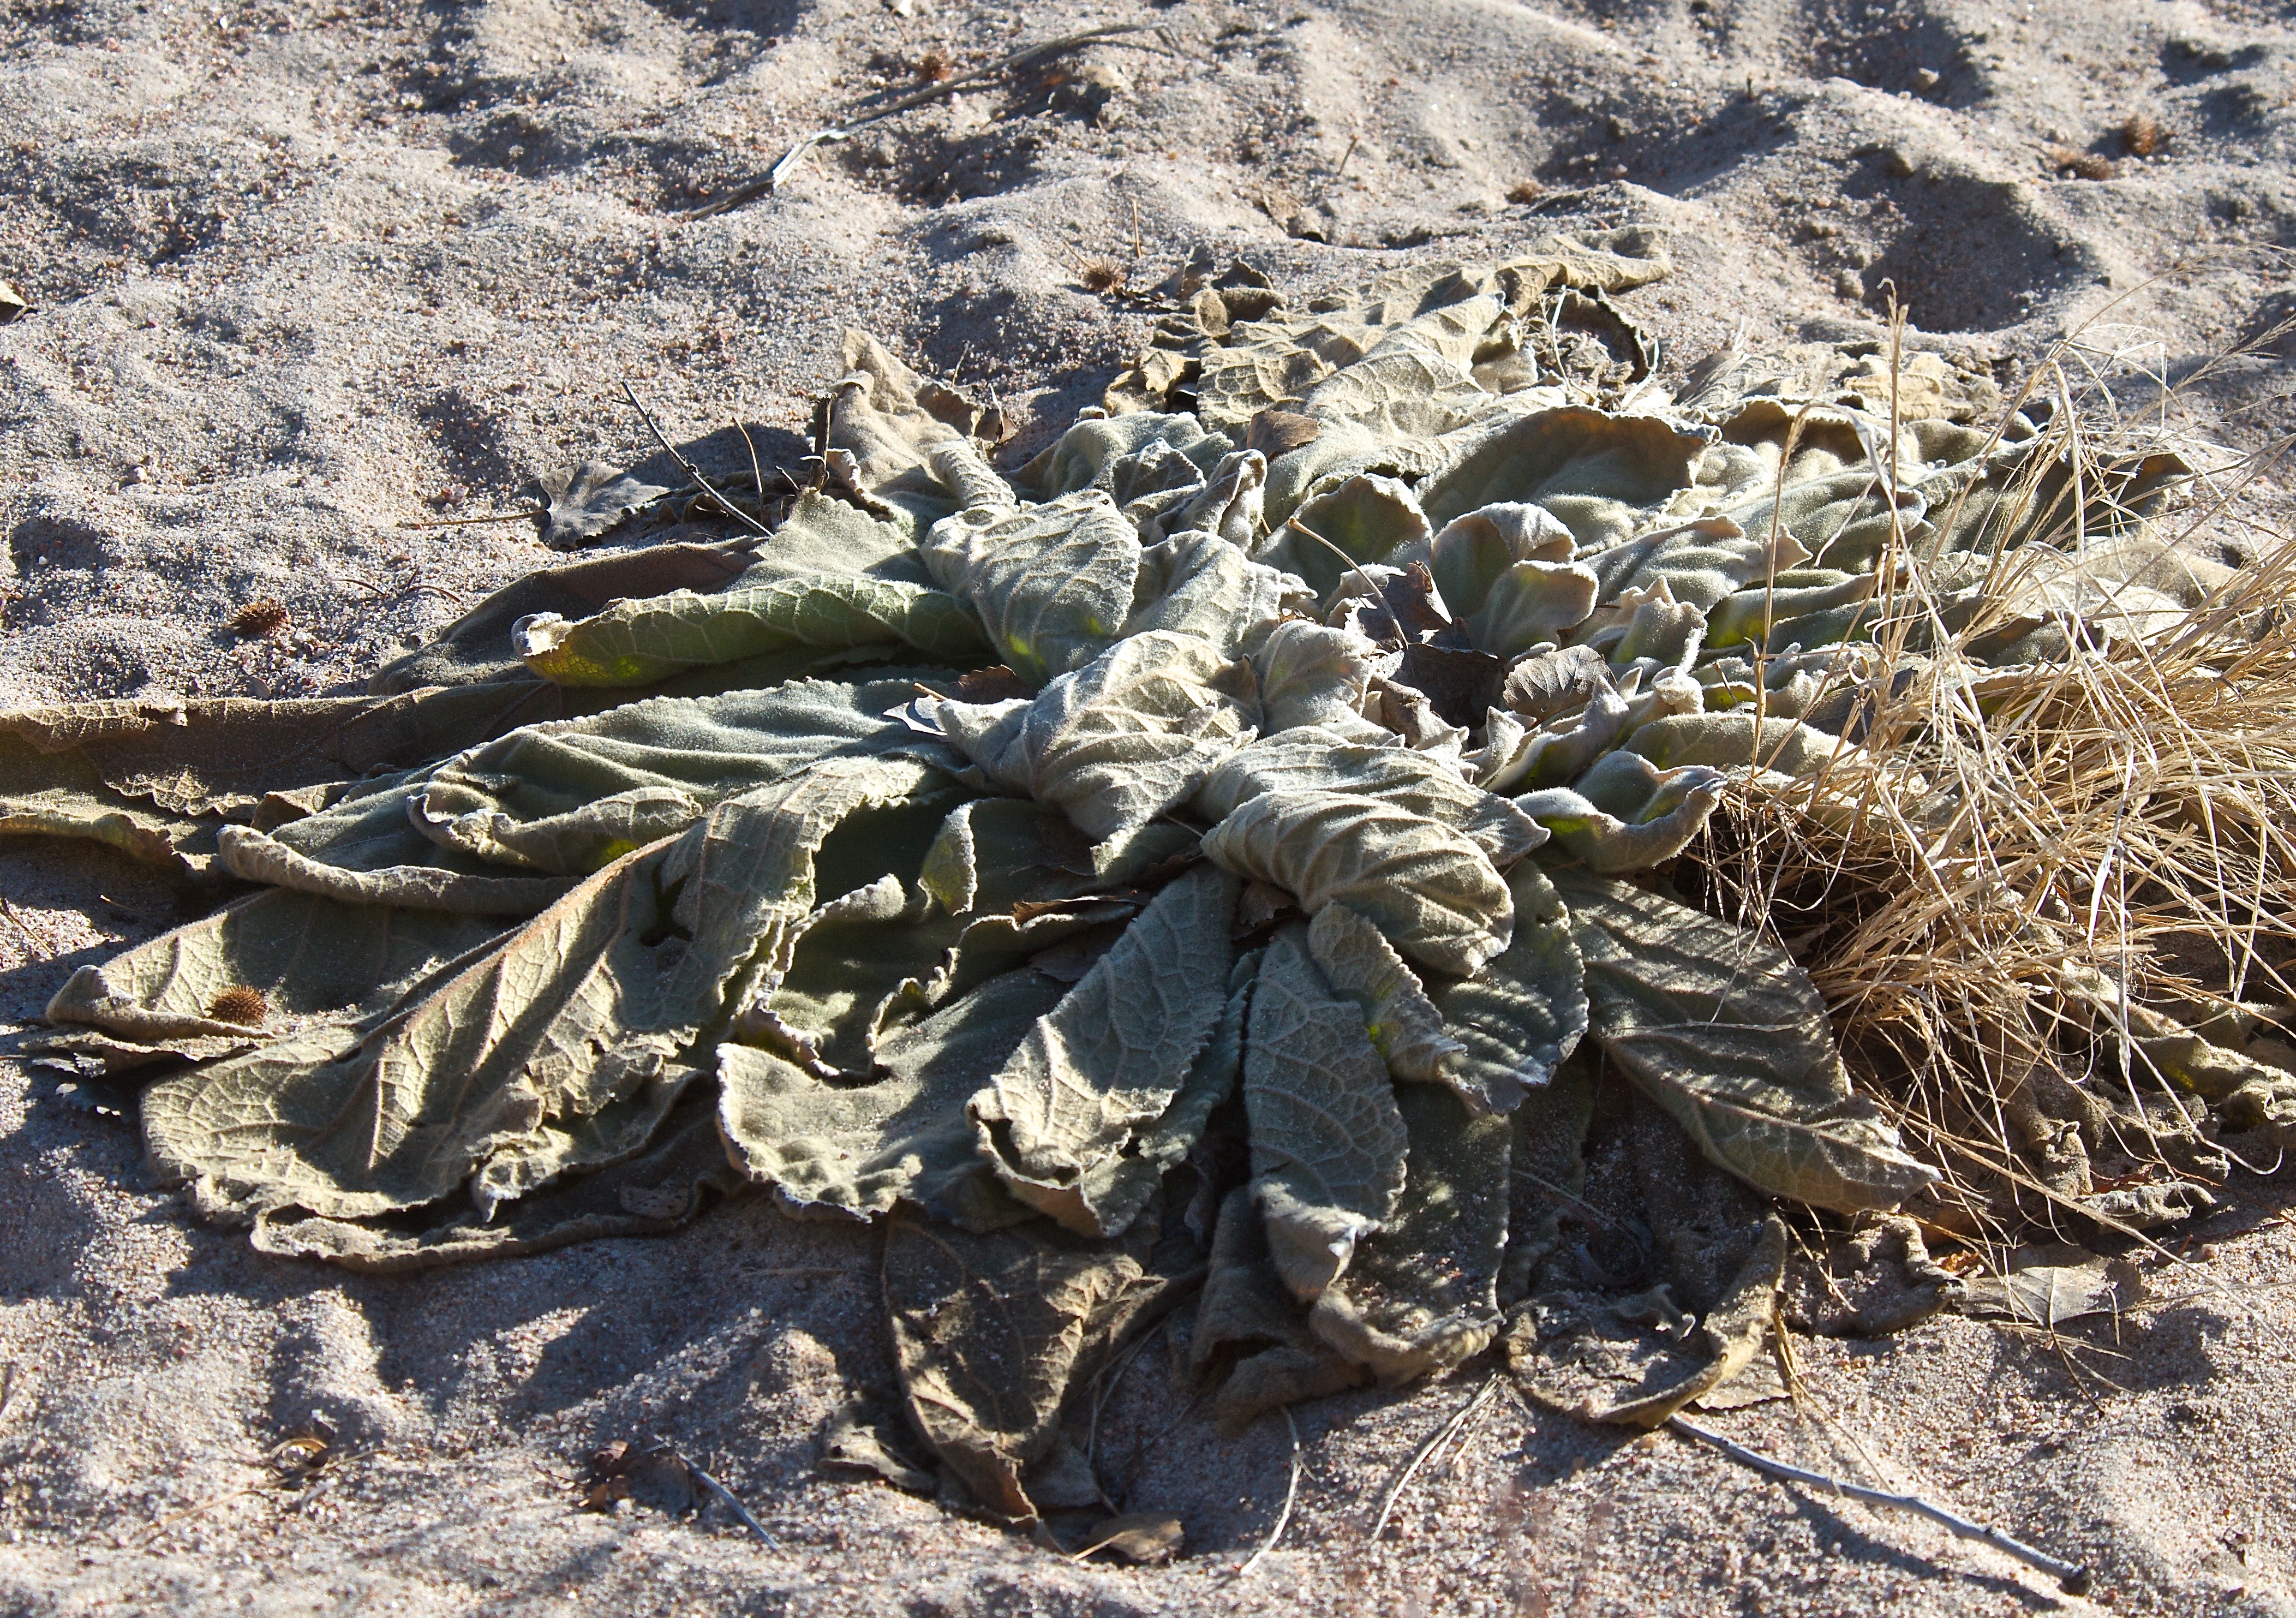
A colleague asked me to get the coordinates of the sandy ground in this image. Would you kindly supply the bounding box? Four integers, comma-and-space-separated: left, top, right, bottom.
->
5, 0, 2296, 1612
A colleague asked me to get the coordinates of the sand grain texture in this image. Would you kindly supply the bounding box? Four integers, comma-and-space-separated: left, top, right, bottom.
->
5, 0, 2296, 1612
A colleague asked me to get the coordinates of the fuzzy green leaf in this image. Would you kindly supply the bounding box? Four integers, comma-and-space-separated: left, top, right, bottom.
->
1552, 869, 1939, 1214
1243, 927, 1410, 1300
1203, 787, 1515, 977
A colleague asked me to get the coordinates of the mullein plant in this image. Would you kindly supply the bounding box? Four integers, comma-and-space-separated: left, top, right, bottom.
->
9, 231, 2291, 1537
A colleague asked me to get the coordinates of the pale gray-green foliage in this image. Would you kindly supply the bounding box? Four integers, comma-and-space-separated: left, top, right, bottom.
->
1553, 868, 1938, 1215
970, 864, 1239, 1235
1205, 787, 1516, 976
512, 574, 988, 686
27, 239, 2238, 1524
1242, 927, 1410, 1301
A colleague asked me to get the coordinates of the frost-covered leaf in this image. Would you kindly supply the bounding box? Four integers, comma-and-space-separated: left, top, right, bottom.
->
1461, 559, 1601, 659
1306, 903, 1463, 1083
1516, 752, 1725, 873
719, 966, 1062, 1229
971, 865, 1239, 1235
1295, 292, 1508, 438
1427, 863, 1587, 1114
922, 631, 1258, 847
373, 540, 760, 692
821, 330, 999, 527
511, 574, 988, 688
884, 1203, 1170, 1522
1249, 621, 1379, 734
1577, 516, 1802, 611
1311, 1084, 1511, 1380
1256, 474, 1431, 598
1124, 530, 1301, 658
1625, 710, 1862, 781
215, 823, 577, 915
1551, 869, 1939, 1214
1243, 927, 1409, 1300
1202, 788, 1515, 977
1013, 411, 1233, 501
247, 1090, 738, 1270
1026, 964, 1256, 1245
925, 490, 1142, 685
43, 888, 508, 1071
539, 461, 671, 551
1195, 732, 1545, 867
738, 489, 931, 586
1418, 407, 1715, 548
412, 675, 951, 874
1420, 501, 1576, 620
1705, 568, 1882, 651
143, 756, 947, 1226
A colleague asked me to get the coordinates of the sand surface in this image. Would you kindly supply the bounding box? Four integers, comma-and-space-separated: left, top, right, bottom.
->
5, 0, 2296, 1612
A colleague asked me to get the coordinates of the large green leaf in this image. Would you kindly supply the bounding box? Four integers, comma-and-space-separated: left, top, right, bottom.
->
1249, 621, 1379, 734
1310, 1083, 1512, 1381
1195, 732, 1545, 866
1418, 407, 1714, 548
971, 865, 1239, 1235
1123, 530, 1301, 658
718, 966, 1062, 1229
1306, 901, 1463, 1083
1551, 869, 1938, 1214
924, 631, 1258, 848
409, 674, 946, 874
1203, 788, 1515, 977
511, 573, 987, 688
43, 888, 508, 1072
924, 485, 1142, 685
1427, 863, 1588, 1113
1243, 927, 1409, 1300
143, 756, 946, 1227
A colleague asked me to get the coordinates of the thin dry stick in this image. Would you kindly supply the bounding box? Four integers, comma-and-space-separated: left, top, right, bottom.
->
1233, 1407, 1302, 1580
1371, 1376, 1502, 1540
686, 23, 1167, 219
0, 897, 46, 958
1666, 1413, 2091, 1594
1084, 1328, 1157, 1491
676, 1450, 778, 1550
732, 411, 767, 500
1284, 515, 1407, 640
618, 381, 774, 539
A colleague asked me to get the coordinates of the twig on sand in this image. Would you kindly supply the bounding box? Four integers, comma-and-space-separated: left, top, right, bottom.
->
1665, 1413, 2092, 1594
676, 1450, 779, 1550
0, 898, 47, 958
1084, 1328, 1157, 1498
1233, 1407, 1302, 1580
618, 381, 774, 538
1372, 1375, 1503, 1540
685, 23, 1168, 220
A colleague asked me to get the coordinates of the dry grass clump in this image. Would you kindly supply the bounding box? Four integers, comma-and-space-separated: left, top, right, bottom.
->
227, 597, 289, 637
1692, 327, 2296, 1247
